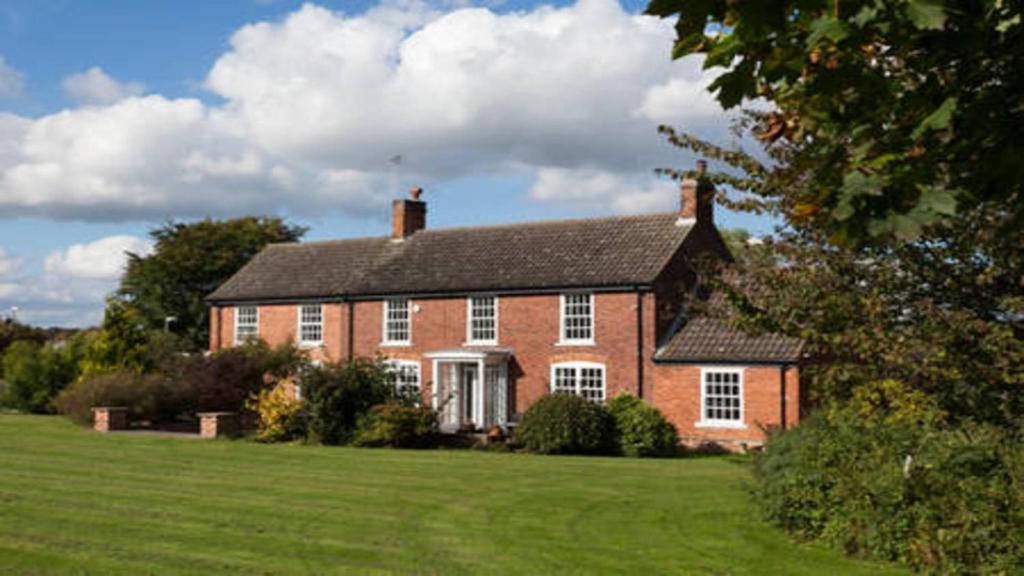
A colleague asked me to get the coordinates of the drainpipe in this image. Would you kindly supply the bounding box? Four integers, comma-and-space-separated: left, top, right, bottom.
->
347, 300, 355, 361
636, 290, 644, 400
779, 364, 788, 430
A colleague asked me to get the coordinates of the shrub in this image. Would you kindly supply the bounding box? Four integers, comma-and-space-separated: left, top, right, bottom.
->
607, 394, 680, 457
303, 359, 398, 445
352, 402, 439, 448
54, 371, 196, 426
1, 338, 86, 413
753, 413, 1024, 573
247, 385, 306, 443
515, 393, 615, 455
187, 348, 269, 414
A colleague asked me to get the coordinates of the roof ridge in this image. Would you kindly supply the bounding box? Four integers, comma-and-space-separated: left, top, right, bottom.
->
412, 211, 679, 236
269, 212, 681, 248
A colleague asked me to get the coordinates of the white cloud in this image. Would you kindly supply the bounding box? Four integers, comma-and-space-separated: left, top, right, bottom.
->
0, 0, 735, 221
61, 67, 146, 105
529, 166, 678, 214
44, 235, 153, 281
0, 245, 18, 276
0, 54, 23, 98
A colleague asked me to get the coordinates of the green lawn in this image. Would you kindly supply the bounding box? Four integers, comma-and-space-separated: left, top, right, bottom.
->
0, 415, 903, 575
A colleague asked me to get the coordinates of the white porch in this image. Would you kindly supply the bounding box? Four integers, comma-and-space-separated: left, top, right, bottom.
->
425, 348, 511, 432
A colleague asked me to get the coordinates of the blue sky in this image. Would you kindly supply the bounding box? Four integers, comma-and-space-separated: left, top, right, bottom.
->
0, 0, 770, 327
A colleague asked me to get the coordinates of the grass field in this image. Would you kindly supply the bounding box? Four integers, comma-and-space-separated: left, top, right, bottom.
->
0, 415, 904, 575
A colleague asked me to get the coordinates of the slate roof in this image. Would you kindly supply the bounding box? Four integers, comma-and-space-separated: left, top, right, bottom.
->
655, 316, 804, 364
207, 213, 694, 302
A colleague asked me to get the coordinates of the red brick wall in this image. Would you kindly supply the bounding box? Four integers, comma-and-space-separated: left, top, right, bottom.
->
652, 363, 800, 448
209, 290, 798, 447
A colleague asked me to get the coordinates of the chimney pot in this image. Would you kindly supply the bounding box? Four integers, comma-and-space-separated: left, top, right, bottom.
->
696, 159, 708, 174
409, 186, 423, 200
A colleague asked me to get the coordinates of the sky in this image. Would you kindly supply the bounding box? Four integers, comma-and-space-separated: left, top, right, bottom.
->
0, 0, 770, 328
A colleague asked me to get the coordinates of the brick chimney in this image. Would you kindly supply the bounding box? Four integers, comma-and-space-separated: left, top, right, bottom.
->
392, 187, 427, 239
679, 160, 714, 225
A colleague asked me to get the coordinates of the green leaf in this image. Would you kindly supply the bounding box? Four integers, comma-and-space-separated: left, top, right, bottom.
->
911, 97, 957, 138
709, 61, 756, 109
841, 171, 882, 198
807, 16, 850, 46
906, 0, 947, 30
916, 187, 959, 216
704, 33, 742, 68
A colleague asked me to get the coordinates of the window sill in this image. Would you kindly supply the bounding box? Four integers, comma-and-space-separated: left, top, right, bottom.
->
695, 421, 747, 430
555, 340, 595, 347
380, 342, 411, 348
298, 342, 324, 349
463, 341, 498, 347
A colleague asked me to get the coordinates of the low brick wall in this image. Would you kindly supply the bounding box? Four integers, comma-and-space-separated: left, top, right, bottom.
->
198, 412, 239, 439
92, 407, 128, 432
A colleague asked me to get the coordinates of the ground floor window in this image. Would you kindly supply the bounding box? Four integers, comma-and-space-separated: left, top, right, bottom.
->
385, 360, 421, 402
550, 361, 605, 402
700, 368, 743, 426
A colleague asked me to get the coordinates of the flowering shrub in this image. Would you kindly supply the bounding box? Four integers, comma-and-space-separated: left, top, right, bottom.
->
247, 384, 306, 443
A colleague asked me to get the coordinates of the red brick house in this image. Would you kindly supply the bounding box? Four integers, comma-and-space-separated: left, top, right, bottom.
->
207, 167, 802, 448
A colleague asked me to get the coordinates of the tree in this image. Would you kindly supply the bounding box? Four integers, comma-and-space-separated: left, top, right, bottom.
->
1, 337, 87, 413
645, 0, 1024, 244
0, 320, 47, 360
117, 217, 306, 350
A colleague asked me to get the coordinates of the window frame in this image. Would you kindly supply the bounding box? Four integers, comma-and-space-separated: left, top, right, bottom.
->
297, 303, 324, 347
234, 305, 259, 345
558, 292, 595, 345
466, 295, 499, 345
382, 298, 412, 346
549, 361, 606, 403
697, 367, 746, 429
384, 359, 422, 404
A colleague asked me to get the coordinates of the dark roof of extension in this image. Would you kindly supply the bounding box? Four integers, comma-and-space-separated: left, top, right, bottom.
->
207, 212, 695, 302
655, 316, 804, 364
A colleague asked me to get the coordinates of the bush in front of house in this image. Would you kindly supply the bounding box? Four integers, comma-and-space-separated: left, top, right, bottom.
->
753, 410, 1024, 573
607, 394, 680, 457
247, 385, 307, 443
54, 371, 196, 426
302, 359, 399, 445
352, 402, 439, 448
515, 393, 616, 455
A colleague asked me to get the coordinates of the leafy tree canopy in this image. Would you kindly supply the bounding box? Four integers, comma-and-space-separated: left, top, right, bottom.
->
646, 0, 1024, 244
117, 217, 306, 350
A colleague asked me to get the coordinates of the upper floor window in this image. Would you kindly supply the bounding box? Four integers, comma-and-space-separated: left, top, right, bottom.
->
550, 361, 605, 403
700, 368, 744, 428
385, 359, 421, 403
298, 303, 323, 346
383, 298, 410, 345
467, 296, 497, 344
560, 292, 594, 344
234, 305, 258, 344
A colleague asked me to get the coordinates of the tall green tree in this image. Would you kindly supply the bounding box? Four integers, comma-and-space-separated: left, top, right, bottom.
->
668, 131, 1024, 428
117, 217, 306, 350
645, 0, 1024, 244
